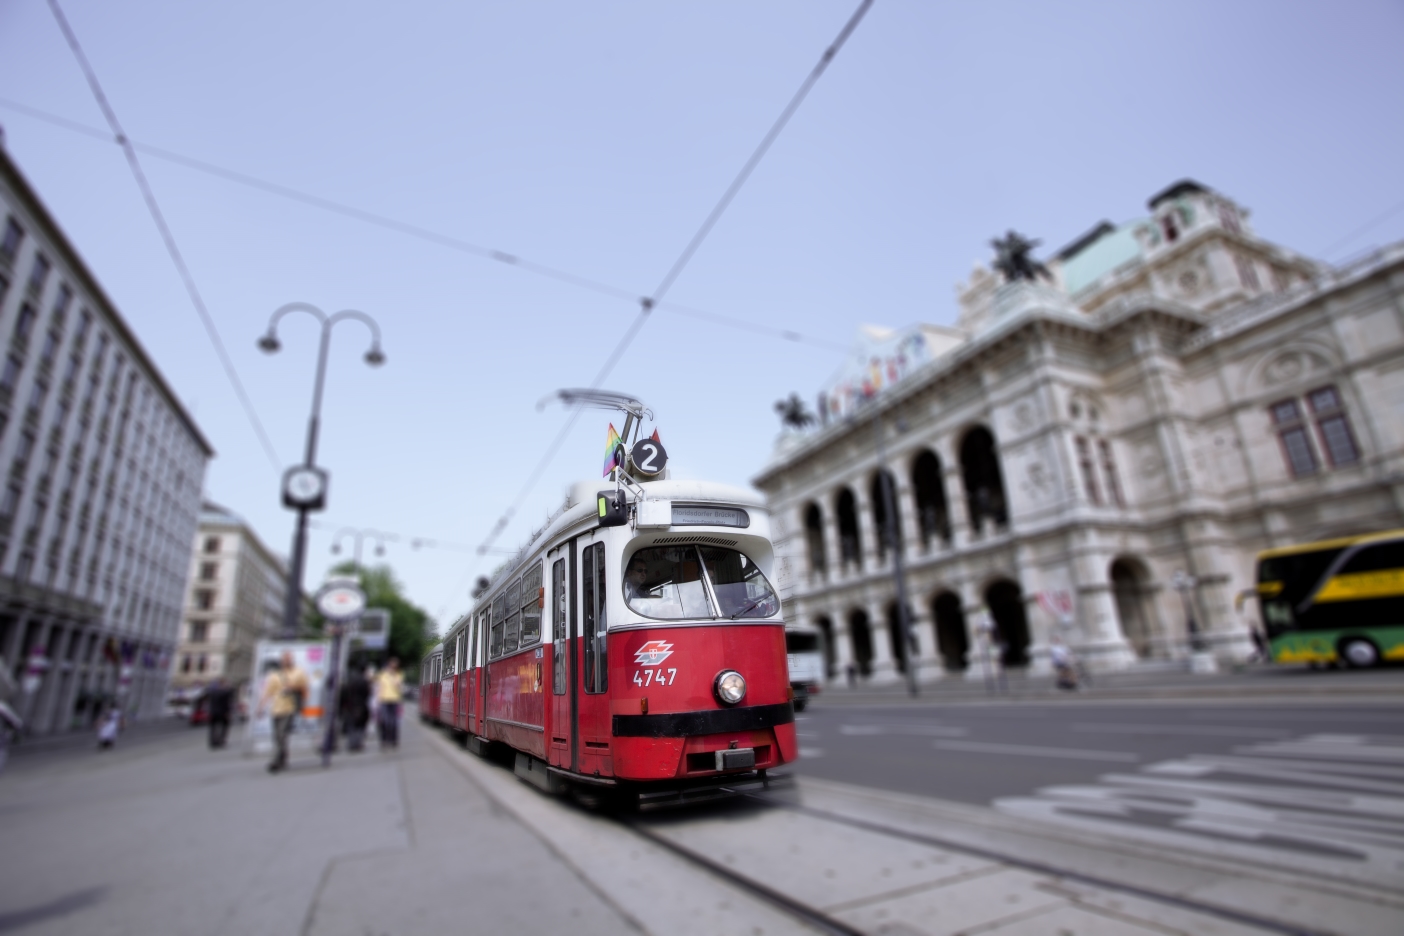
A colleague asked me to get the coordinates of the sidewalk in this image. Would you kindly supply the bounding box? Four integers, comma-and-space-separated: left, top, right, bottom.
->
0, 719, 641, 936
814, 661, 1404, 705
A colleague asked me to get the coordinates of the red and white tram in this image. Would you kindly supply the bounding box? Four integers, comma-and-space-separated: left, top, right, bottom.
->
426, 468, 797, 805
417, 641, 443, 724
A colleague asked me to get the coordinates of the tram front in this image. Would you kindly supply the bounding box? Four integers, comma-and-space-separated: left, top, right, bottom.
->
600, 481, 797, 787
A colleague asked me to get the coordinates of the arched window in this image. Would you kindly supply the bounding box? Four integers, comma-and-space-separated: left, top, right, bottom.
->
1111, 558, 1154, 657
932, 591, 967, 671
836, 488, 861, 571
869, 470, 902, 562
804, 503, 827, 580
912, 450, 950, 549
985, 579, 1029, 667
848, 608, 873, 677
961, 427, 1008, 534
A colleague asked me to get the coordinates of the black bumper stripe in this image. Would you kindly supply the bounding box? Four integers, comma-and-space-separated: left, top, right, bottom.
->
612, 702, 795, 738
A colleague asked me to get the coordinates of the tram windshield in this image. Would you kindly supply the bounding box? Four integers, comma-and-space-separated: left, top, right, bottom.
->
624, 545, 779, 620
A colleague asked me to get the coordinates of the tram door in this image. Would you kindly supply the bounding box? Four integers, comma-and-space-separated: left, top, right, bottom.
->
548, 545, 574, 769
468, 610, 485, 735
576, 540, 613, 776
455, 630, 467, 731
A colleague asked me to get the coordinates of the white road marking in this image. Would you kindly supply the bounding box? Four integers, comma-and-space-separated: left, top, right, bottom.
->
798, 747, 825, 758
840, 723, 969, 738
995, 734, 1404, 886
1072, 722, 1289, 738
931, 740, 1138, 762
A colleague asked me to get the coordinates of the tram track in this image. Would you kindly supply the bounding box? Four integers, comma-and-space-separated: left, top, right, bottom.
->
619, 784, 1337, 936
427, 725, 1382, 935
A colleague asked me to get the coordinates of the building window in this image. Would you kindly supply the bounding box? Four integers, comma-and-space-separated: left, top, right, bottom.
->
199, 561, 217, 581
1099, 439, 1125, 507
52, 284, 73, 321
1160, 213, 1179, 243
1307, 386, 1360, 467
189, 621, 207, 643
13, 303, 38, 343
180, 654, 192, 673
0, 483, 20, 519
194, 589, 214, 610
0, 217, 22, 261
0, 354, 19, 392
203, 536, 220, 554
1270, 399, 1318, 477
196, 654, 207, 673
28, 255, 50, 293
74, 310, 92, 344
1075, 436, 1101, 504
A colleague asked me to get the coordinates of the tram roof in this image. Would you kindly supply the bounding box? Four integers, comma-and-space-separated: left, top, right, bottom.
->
478, 477, 768, 601
1257, 527, 1404, 560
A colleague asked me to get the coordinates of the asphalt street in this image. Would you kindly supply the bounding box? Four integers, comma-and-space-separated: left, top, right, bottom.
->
792, 699, 1404, 889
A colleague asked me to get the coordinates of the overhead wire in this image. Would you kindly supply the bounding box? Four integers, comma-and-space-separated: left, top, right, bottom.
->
0, 95, 848, 354
43, 0, 283, 475
446, 0, 875, 617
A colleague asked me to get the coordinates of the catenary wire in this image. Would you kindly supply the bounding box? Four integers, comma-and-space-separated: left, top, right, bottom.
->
44, 1, 283, 475
453, 0, 875, 616
0, 96, 848, 355
1317, 196, 1404, 260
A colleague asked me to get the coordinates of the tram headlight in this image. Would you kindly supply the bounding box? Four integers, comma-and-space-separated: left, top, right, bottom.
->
713, 669, 746, 706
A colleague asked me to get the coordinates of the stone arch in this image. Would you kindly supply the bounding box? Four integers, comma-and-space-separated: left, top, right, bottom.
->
931, 590, 968, 671
1110, 556, 1156, 658
848, 608, 873, 677
803, 502, 827, 579
1241, 340, 1340, 398
912, 449, 951, 549
869, 469, 902, 562
836, 487, 861, 571
985, 578, 1030, 667
960, 426, 1009, 534
814, 615, 836, 679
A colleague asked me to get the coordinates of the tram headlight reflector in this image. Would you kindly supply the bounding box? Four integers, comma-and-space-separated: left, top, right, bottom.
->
713, 670, 746, 706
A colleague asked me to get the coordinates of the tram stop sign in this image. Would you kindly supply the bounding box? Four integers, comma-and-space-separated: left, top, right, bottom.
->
354, 608, 391, 650
316, 577, 367, 622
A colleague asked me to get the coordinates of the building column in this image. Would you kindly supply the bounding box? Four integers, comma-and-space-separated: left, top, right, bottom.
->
828, 605, 856, 688
908, 600, 943, 684
32, 623, 74, 734
895, 480, 921, 560
944, 461, 972, 549
57, 628, 95, 732
823, 508, 844, 582
866, 601, 899, 684
856, 488, 882, 573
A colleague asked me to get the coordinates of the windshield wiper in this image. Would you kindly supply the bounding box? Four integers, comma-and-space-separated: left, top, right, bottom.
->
730, 596, 768, 620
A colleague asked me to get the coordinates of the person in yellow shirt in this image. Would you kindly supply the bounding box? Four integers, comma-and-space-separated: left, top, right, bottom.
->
258, 652, 308, 773
375, 658, 404, 749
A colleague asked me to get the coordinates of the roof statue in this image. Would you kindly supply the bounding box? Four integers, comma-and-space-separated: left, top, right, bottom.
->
990, 230, 1052, 283
774, 392, 816, 431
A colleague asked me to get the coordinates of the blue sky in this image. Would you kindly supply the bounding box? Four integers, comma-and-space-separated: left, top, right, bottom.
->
1, 0, 1401, 626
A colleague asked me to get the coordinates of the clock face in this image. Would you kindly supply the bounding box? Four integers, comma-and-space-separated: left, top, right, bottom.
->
317, 584, 367, 620
287, 468, 324, 501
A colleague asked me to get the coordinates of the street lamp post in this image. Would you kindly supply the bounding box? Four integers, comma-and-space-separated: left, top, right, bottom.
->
1170, 569, 1202, 652
258, 303, 385, 639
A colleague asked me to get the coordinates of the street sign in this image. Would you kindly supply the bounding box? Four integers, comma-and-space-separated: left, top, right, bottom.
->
355, 608, 391, 650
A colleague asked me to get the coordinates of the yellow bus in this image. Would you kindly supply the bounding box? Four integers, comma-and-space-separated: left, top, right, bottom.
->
1256, 529, 1404, 667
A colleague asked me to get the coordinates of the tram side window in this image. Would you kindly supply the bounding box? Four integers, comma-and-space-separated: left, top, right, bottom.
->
504, 577, 522, 653
521, 561, 543, 645
583, 542, 607, 693
470, 614, 481, 668
490, 594, 507, 658
552, 558, 567, 695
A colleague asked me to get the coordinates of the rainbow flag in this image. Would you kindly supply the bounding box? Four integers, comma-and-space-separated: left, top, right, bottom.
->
602, 423, 623, 476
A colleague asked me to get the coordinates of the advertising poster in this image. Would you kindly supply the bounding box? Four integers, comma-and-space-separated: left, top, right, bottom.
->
243, 640, 331, 755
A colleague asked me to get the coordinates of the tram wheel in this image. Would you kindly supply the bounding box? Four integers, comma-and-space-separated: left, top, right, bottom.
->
1339, 637, 1380, 668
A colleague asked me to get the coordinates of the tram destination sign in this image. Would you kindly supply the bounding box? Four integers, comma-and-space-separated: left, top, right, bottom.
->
671, 505, 749, 528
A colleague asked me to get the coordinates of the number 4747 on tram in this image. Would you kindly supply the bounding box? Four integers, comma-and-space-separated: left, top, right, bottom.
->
431, 467, 799, 808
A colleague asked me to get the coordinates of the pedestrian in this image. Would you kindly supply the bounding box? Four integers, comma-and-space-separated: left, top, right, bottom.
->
845, 662, 857, 689
257, 652, 308, 773
375, 658, 404, 749
1049, 635, 1079, 691
1250, 627, 1271, 663
204, 677, 233, 749
340, 666, 371, 752
96, 702, 122, 750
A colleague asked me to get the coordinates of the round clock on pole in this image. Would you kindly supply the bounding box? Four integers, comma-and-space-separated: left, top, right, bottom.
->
282, 465, 329, 511
316, 577, 367, 621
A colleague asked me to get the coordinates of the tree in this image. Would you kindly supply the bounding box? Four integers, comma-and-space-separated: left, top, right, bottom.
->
311, 562, 435, 679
